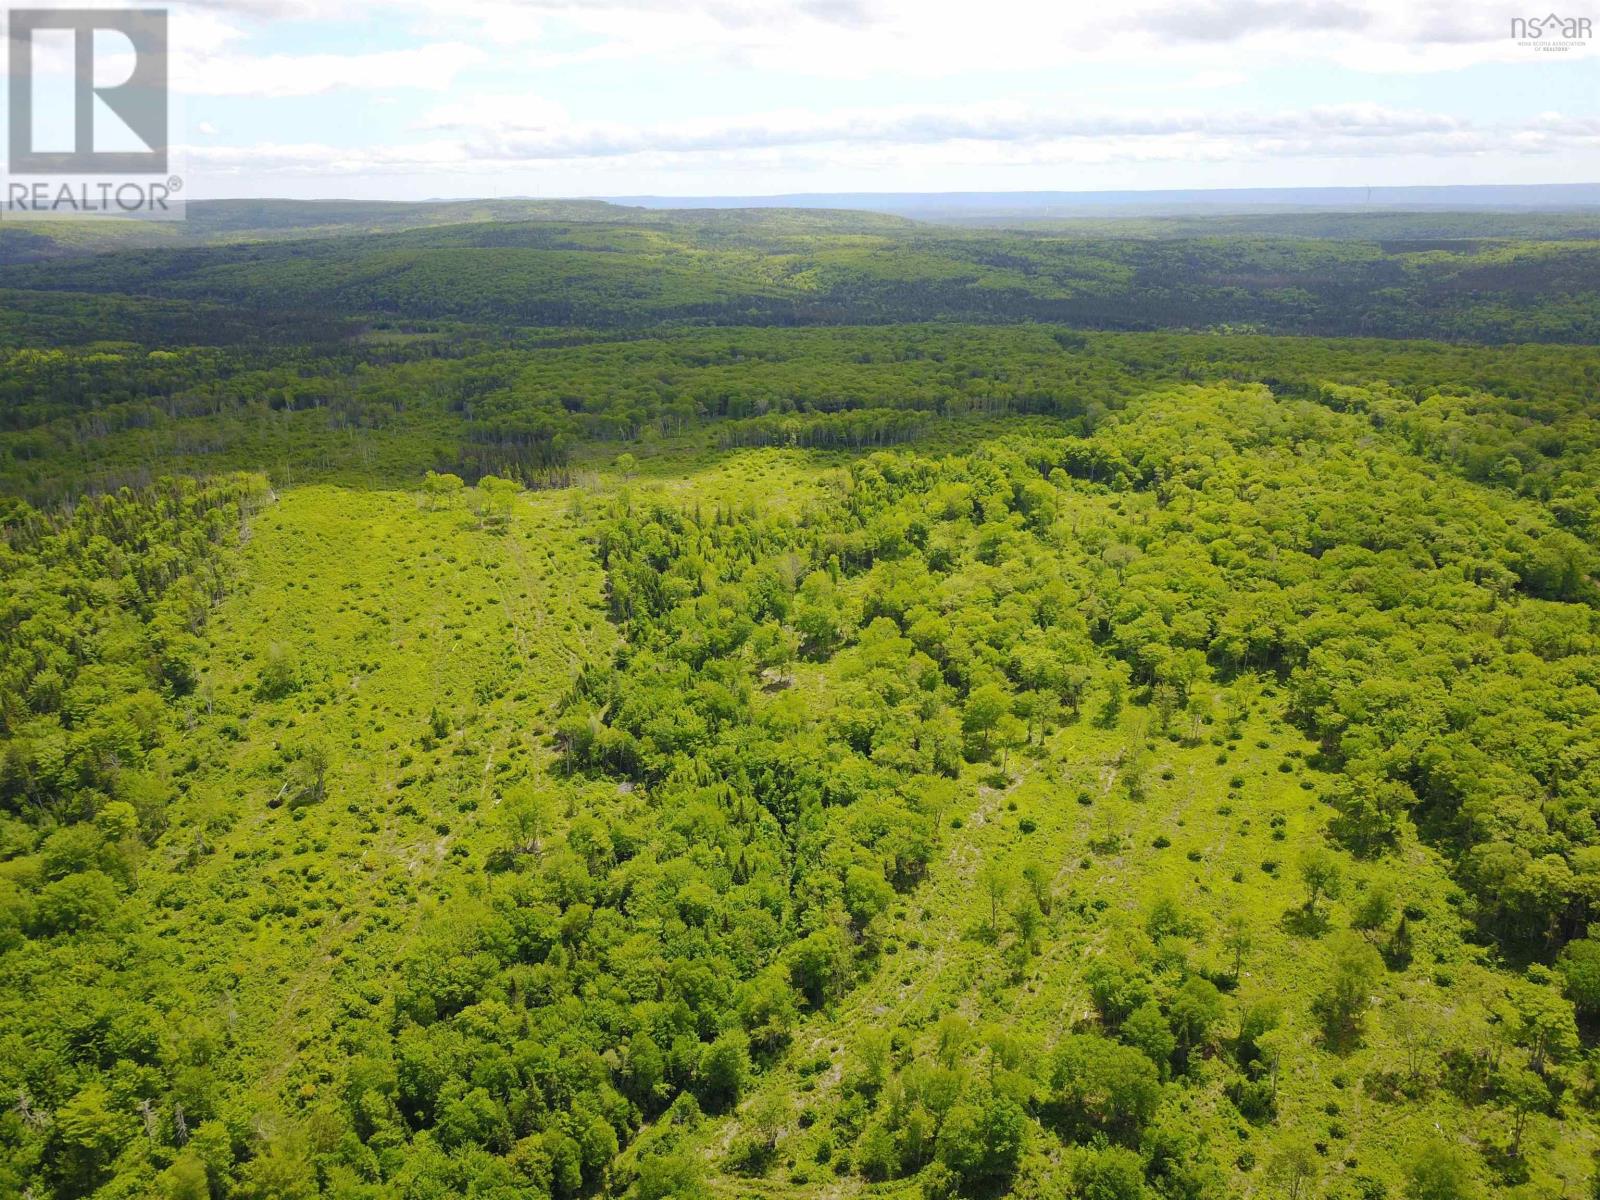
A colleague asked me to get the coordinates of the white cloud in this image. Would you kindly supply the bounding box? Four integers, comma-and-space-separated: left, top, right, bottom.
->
1181, 70, 1250, 89
12, 0, 1594, 196
158, 0, 1596, 87
180, 100, 1600, 177
177, 42, 488, 96
414, 93, 571, 133
455, 102, 1470, 160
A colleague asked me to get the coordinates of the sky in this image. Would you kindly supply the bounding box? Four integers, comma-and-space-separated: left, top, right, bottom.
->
3, 0, 1599, 199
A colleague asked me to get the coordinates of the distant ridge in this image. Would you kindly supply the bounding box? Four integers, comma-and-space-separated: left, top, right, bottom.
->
604, 183, 1600, 219
7, 188, 1600, 264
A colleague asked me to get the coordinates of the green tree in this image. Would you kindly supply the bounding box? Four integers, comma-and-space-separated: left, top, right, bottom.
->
30, 869, 120, 935
934, 1090, 1025, 1187
1405, 1140, 1479, 1200
1351, 884, 1395, 940
1312, 934, 1383, 1048
1021, 861, 1054, 915
1048, 1033, 1161, 1142
1011, 892, 1044, 955
235, 1140, 318, 1200
857, 1027, 892, 1092
1096, 677, 1125, 728
1559, 937, 1600, 1017
935, 1012, 973, 1069
1384, 999, 1437, 1085
477, 474, 520, 527
963, 684, 1009, 757
1223, 913, 1253, 983
1299, 846, 1343, 919
53, 1083, 133, 1192
1266, 1135, 1318, 1200
737, 970, 799, 1054
698, 1031, 751, 1112
1506, 974, 1579, 1075
1496, 1065, 1549, 1157
844, 864, 894, 931
1151, 683, 1180, 735
1086, 958, 1153, 1029
787, 926, 852, 1008
258, 641, 299, 699
977, 861, 1013, 935
1168, 976, 1225, 1067
158, 1153, 211, 1200
1329, 773, 1411, 852
1121, 1001, 1176, 1073
499, 785, 549, 858
291, 738, 331, 805
1071, 1145, 1147, 1200
636, 1151, 707, 1200
625, 1033, 666, 1106
421, 469, 464, 509
858, 1114, 900, 1181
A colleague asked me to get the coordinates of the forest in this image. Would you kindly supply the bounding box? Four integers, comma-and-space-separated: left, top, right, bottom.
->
2, 203, 1600, 1200
6, 205, 1600, 344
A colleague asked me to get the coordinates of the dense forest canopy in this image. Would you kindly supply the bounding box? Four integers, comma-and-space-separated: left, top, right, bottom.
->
2, 204, 1599, 1200
7, 208, 1600, 343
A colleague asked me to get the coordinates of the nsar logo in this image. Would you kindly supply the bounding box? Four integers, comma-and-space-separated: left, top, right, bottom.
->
1510, 11, 1593, 50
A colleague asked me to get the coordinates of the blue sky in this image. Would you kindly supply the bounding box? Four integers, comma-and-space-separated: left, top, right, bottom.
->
8, 0, 1600, 198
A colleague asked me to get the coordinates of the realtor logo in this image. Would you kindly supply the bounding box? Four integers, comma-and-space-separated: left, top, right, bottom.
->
5, 7, 181, 217
1510, 12, 1592, 50
8, 8, 168, 173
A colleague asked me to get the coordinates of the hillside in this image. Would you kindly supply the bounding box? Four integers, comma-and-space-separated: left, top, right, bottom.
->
0, 201, 914, 264
6, 206, 1600, 343
2, 208, 1600, 1200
